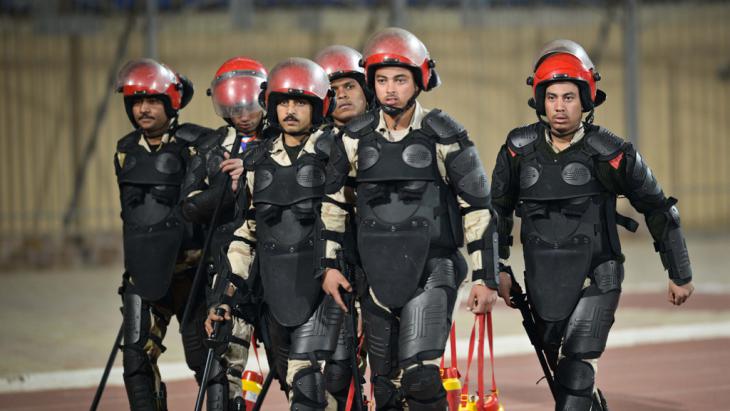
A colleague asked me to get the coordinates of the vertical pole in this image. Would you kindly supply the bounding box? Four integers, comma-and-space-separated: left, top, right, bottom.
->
230, 0, 254, 30
145, 0, 158, 59
623, 0, 640, 148
390, 0, 407, 28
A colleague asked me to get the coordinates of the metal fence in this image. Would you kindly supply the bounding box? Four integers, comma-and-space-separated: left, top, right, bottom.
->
1, 0, 728, 267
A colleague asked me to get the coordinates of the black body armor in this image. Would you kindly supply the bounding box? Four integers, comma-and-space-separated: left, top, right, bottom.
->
249, 140, 328, 327
343, 110, 464, 309
508, 124, 620, 321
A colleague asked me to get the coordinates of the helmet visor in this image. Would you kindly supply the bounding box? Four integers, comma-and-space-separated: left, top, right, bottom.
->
210, 72, 265, 118
533, 39, 595, 72
116, 58, 178, 96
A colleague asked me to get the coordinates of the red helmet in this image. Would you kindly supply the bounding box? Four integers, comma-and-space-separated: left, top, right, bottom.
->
361, 27, 439, 91
527, 39, 605, 114
116, 58, 191, 126
208, 57, 267, 119
261, 57, 334, 127
315, 45, 365, 82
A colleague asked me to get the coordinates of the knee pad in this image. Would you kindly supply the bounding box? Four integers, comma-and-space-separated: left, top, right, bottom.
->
555, 358, 595, 397
324, 360, 352, 397
372, 376, 402, 410
556, 393, 594, 411
291, 366, 327, 411
401, 365, 446, 403
122, 344, 152, 377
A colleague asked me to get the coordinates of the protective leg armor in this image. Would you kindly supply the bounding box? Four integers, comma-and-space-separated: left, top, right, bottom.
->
372, 376, 402, 411
206, 359, 229, 411
290, 295, 344, 360
324, 360, 352, 409
398, 287, 449, 367
290, 366, 328, 411
122, 293, 160, 411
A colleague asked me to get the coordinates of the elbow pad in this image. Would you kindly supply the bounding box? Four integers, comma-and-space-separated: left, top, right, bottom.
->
445, 143, 492, 208
325, 136, 350, 194
653, 201, 692, 285
467, 215, 499, 289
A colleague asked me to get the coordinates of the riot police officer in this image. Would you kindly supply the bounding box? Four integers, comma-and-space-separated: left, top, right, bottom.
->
314, 44, 372, 410
320, 28, 500, 410
114, 58, 212, 410
491, 40, 695, 410
223, 57, 343, 410
182, 57, 268, 411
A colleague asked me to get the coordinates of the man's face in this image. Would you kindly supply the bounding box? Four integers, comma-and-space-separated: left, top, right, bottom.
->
276, 98, 313, 135
132, 96, 170, 135
544, 82, 583, 135
230, 109, 263, 135
373, 66, 418, 110
331, 77, 367, 126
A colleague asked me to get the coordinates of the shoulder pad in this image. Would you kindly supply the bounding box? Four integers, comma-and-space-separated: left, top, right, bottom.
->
507, 123, 541, 153
174, 123, 214, 144
421, 109, 466, 144
584, 126, 625, 157
314, 128, 336, 158
242, 140, 269, 169
117, 130, 139, 151
343, 110, 378, 137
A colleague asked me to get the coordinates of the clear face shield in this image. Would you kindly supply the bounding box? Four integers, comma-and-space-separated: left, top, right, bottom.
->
116, 58, 179, 97
210, 72, 265, 119
532, 39, 596, 72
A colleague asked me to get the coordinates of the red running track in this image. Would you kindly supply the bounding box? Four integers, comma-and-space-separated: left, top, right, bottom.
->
1, 338, 728, 411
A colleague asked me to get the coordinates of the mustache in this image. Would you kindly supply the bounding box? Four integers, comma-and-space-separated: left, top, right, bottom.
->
282, 115, 299, 122
137, 114, 155, 120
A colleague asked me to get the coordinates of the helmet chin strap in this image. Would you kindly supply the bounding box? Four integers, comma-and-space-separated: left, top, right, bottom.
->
378, 90, 420, 123
536, 109, 594, 138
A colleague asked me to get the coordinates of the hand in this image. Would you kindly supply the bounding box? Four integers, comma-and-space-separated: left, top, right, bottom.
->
497, 271, 517, 308
668, 280, 694, 306
204, 304, 231, 337
220, 152, 244, 192
466, 283, 498, 314
322, 268, 352, 312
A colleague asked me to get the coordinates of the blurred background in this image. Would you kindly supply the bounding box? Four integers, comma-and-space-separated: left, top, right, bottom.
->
0, 1, 729, 410
0, 0, 728, 269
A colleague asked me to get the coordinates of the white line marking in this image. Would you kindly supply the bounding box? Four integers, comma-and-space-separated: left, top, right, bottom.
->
2, 321, 729, 393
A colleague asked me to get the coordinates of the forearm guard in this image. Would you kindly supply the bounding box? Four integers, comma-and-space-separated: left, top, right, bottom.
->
466, 215, 499, 289
180, 183, 234, 224
653, 200, 692, 285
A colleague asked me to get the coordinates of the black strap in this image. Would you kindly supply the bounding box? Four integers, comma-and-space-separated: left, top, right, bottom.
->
615, 212, 639, 232
320, 229, 344, 243
461, 206, 488, 216
232, 235, 256, 248
321, 257, 339, 269
467, 239, 485, 254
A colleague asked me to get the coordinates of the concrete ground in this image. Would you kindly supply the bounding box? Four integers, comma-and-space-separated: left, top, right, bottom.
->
0, 233, 728, 410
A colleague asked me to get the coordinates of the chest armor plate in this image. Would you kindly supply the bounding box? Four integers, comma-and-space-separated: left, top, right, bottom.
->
117, 140, 187, 301
252, 151, 325, 326
518, 143, 602, 201
354, 129, 458, 308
